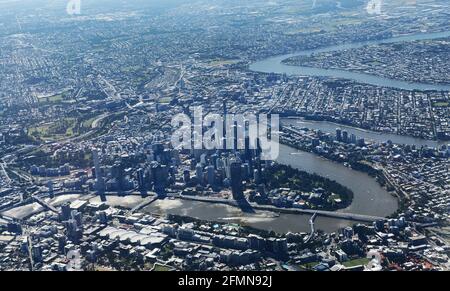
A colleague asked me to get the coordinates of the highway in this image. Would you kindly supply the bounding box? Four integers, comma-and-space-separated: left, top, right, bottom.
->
0, 162, 11, 184
22, 226, 34, 271
32, 195, 59, 213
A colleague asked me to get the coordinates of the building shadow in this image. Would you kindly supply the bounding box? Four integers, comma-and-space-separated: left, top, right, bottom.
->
235, 199, 255, 213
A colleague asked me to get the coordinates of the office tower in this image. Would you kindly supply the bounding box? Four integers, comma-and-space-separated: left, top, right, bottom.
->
92, 148, 105, 193
152, 163, 168, 193
357, 138, 365, 147
60, 202, 71, 221
253, 169, 260, 183
183, 169, 190, 184
200, 153, 207, 166
233, 122, 238, 151
32, 245, 43, 263
137, 168, 145, 191
196, 163, 204, 184
47, 180, 54, 198
216, 156, 224, 170
255, 137, 262, 159
112, 161, 126, 191
230, 161, 244, 201
350, 134, 357, 144
241, 163, 250, 181
223, 100, 227, 150
152, 143, 166, 163
244, 136, 251, 161
336, 128, 342, 142
206, 165, 215, 186
342, 130, 349, 143
71, 210, 83, 227
66, 219, 82, 243
255, 157, 262, 178
211, 153, 219, 170
56, 234, 66, 254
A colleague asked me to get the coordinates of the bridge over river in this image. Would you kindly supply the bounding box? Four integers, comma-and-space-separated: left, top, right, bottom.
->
173, 195, 385, 223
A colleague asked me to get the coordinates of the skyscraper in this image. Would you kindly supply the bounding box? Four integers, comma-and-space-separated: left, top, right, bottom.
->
92, 148, 104, 193
342, 130, 349, 143
137, 168, 145, 191
223, 100, 227, 150
206, 165, 215, 186
230, 161, 244, 201
336, 128, 342, 142
152, 163, 168, 194
183, 169, 191, 184
47, 180, 54, 198
196, 163, 204, 184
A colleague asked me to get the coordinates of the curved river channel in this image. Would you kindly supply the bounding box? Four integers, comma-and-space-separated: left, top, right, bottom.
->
144, 144, 398, 233
249, 30, 450, 91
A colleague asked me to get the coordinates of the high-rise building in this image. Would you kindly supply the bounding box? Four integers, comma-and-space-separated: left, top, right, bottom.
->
230, 161, 244, 201
112, 161, 125, 191
60, 202, 71, 221
342, 130, 349, 143
196, 163, 204, 184
32, 244, 43, 263
253, 169, 260, 183
211, 153, 219, 170
152, 163, 168, 193
241, 163, 250, 181
336, 128, 342, 142
92, 148, 105, 193
357, 138, 365, 147
47, 180, 54, 198
206, 165, 215, 186
183, 169, 190, 184
137, 168, 145, 191
223, 100, 227, 150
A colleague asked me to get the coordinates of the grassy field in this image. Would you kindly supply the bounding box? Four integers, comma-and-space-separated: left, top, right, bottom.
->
81, 116, 99, 129
343, 258, 370, 268
208, 59, 241, 67
37, 94, 63, 103
152, 263, 173, 271
28, 118, 78, 141
298, 261, 320, 270
433, 102, 449, 107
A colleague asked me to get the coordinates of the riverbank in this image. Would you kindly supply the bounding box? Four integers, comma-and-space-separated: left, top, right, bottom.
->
282, 117, 448, 147
249, 30, 450, 91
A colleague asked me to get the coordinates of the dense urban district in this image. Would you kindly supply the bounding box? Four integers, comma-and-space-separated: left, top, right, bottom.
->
283, 37, 450, 85
0, 0, 449, 271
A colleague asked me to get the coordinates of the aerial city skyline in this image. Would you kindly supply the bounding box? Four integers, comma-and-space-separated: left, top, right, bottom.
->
0, 0, 449, 273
